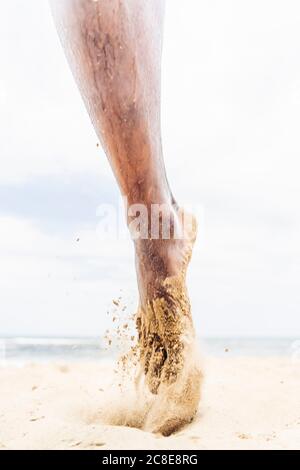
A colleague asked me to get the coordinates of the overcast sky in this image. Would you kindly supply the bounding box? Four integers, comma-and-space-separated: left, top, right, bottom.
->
1, 0, 300, 338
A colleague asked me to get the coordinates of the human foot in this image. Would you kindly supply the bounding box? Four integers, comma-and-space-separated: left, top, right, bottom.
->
134, 206, 203, 435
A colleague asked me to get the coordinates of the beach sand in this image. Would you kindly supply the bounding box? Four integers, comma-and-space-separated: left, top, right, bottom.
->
0, 357, 300, 450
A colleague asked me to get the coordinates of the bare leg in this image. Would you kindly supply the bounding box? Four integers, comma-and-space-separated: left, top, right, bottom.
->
50, 0, 202, 435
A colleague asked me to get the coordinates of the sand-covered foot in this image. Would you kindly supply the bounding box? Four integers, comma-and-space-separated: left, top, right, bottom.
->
134, 207, 203, 435
144, 333, 202, 436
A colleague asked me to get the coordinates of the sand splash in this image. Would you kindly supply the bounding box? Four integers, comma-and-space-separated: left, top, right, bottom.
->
102, 273, 203, 436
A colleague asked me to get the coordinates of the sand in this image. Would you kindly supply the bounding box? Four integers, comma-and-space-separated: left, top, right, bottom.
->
0, 357, 300, 450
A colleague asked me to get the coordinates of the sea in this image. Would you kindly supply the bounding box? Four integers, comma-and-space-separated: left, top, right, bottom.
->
1, 336, 300, 364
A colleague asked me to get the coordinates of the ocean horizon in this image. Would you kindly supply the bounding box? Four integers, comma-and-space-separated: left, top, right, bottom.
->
1, 336, 300, 364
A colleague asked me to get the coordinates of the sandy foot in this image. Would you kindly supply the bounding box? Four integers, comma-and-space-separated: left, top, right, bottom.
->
134, 210, 202, 435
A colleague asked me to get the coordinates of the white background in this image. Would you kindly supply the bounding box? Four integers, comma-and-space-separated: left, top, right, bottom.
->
0, 0, 300, 338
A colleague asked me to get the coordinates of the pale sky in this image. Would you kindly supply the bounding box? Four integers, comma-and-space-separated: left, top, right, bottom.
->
1, 0, 300, 337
